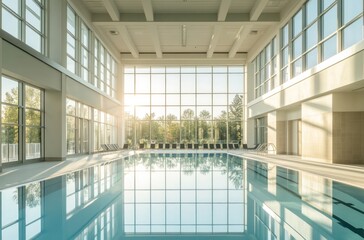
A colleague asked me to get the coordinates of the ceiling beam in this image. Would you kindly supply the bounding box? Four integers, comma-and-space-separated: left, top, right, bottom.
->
207, 26, 222, 58
92, 12, 280, 24
250, 0, 270, 21
228, 26, 251, 58
100, 0, 120, 21
149, 25, 162, 58
117, 25, 139, 58
141, 0, 154, 21
217, 0, 231, 21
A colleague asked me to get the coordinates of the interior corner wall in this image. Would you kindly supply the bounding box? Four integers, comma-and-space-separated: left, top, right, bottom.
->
301, 94, 333, 163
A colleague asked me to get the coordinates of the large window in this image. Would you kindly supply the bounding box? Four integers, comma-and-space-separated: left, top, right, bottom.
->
94, 39, 117, 98
66, 98, 91, 154
124, 66, 245, 147
1, 0, 45, 53
254, 0, 364, 99
1, 76, 44, 164
66, 5, 90, 81
93, 109, 117, 152
254, 37, 278, 98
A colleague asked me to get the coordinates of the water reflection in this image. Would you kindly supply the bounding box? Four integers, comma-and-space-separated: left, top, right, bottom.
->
0, 154, 364, 239
124, 153, 246, 235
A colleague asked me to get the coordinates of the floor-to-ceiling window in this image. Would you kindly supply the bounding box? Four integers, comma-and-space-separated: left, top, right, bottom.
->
124, 66, 245, 147
1, 76, 44, 164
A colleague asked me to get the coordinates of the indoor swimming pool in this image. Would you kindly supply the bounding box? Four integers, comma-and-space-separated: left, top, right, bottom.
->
0, 153, 363, 239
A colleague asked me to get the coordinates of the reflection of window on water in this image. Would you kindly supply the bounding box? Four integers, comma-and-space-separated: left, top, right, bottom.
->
124, 154, 246, 234
66, 161, 122, 216
1, 183, 42, 239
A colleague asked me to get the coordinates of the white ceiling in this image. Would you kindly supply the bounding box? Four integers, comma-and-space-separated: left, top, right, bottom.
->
79, 0, 300, 61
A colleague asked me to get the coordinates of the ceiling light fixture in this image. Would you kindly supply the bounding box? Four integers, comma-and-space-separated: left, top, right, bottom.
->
109, 30, 119, 35
182, 25, 187, 47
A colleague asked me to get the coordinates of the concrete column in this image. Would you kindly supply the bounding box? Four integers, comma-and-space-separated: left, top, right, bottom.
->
246, 118, 255, 147
48, 0, 67, 65
45, 74, 67, 161
302, 94, 333, 163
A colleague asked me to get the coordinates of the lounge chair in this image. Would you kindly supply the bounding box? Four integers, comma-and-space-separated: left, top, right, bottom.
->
187, 143, 193, 149
228, 143, 234, 149
222, 143, 227, 149
242, 144, 248, 149
193, 144, 199, 149
158, 143, 164, 149
233, 143, 239, 149
150, 143, 156, 149
209, 144, 215, 149
122, 144, 129, 149
172, 143, 177, 149
139, 143, 144, 149
101, 144, 109, 151
165, 143, 170, 149
203, 144, 209, 149
215, 143, 221, 149
180, 143, 185, 149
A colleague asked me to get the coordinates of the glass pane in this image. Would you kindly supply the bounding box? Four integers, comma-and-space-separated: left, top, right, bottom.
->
81, 22, 89, 47
166, 94, 180, 105
3, 0, 21, 14
66, 116, 75, 154
66, 99, 76, 115
26, 9, 41, 32
26, 127, 41, 159
25, 85, 41, 109
26, 26, 42, 52
197, 94, 212, 105
1, 188, 19, 226
181, 74, 195, 93
181, 94, 195, 105
306, 22, 318, 50
322, 35, 337, 61
2, 77, 18, 104
165, 121, 180, 142
151, 74, 165, 93
166, 74, 180, 93
342, 18, 363, 50
151, 106, 164, 119
321, 5, 337, 39
292, 10, 303, 37
181, 121, 195, 142
151, 94, 165, 105
135, 74, 150, 93
306, 0, 318, 26
2, 105, 18, 124
292, 35, 303, 59
1, 125, 19, 162
213, 74, 228, 93
26, 109, 41, 126
197, 74, 212, 93
213, 94, 227, 105
124, 74, 134, 93
213, 106, 227, 119
342, 0, 362, 25
306, 47, 318, 70
322, 0, 335, 11
292, 58, 303, 77
67, 57, 76, 73
281, 24, 289, 47
67, 6, 76, 35
166, 107, 180, 120
2, 9, 21, 38
228, 74, 244, 93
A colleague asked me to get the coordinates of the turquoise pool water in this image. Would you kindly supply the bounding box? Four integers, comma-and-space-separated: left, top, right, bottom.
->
0, 153, 363, 239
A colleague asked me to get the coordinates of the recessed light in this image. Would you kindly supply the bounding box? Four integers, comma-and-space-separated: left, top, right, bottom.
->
109, 30, 119, 35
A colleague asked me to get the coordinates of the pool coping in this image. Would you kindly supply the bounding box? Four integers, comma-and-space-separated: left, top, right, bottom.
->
0, 149, 363, 190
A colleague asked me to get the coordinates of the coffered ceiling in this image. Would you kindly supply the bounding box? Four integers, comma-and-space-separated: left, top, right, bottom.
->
78, 0, 302, 61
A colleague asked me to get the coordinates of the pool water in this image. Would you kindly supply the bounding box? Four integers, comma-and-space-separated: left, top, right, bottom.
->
0, 153, 363, 239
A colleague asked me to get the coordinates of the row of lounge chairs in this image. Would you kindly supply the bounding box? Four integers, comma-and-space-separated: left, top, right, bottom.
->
101, 144, 128, 151
138, 143, 241, 150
